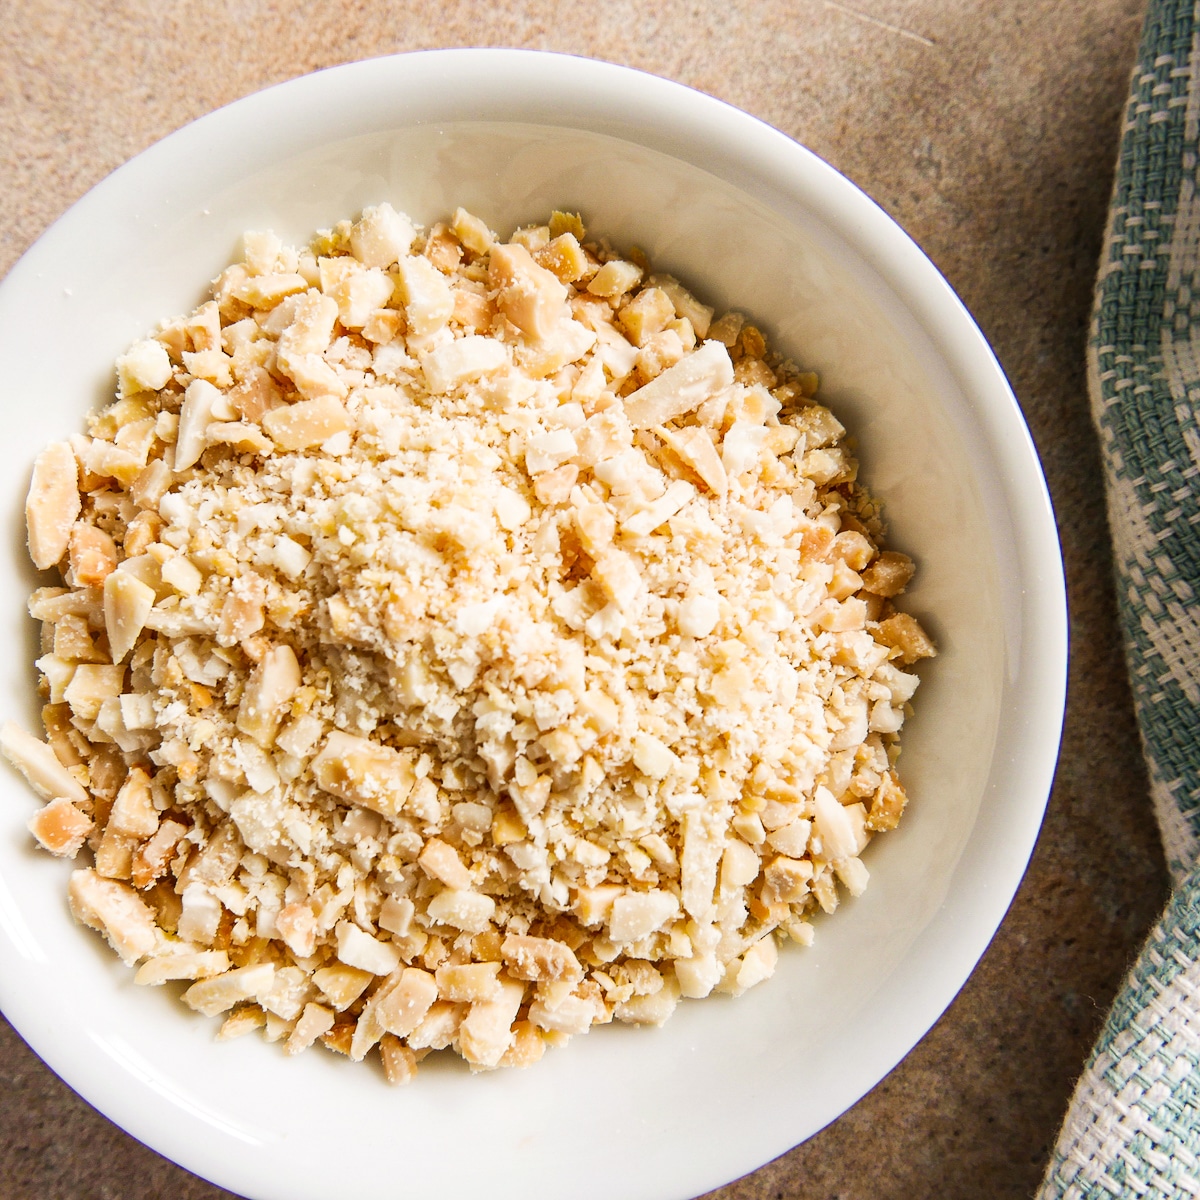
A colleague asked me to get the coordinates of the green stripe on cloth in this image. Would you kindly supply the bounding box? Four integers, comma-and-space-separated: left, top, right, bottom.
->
1040, 1, 1200, 1195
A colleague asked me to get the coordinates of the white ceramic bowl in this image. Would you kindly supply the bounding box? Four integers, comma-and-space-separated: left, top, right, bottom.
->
0, 50, 1066, 1200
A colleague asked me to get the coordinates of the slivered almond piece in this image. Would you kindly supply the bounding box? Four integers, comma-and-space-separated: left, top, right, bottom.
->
26, 442, 80, 569
620, 479, 695, 537
104, 570, 155, 663
623, 341, 733, 428
1, 722, 87, 803
131, 819, 187, 889
489, 243, 569, 344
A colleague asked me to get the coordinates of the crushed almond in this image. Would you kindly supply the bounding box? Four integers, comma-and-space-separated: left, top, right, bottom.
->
7, 205, 934, 1081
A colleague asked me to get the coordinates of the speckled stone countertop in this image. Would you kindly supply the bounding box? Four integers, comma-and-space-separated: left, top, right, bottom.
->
0, 3, 1163, 1198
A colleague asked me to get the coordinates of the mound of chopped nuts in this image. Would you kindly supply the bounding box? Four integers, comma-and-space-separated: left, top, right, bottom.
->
6, 205, 934, 1080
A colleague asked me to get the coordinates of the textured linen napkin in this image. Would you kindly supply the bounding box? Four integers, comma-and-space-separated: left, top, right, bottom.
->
1039, 1, 1200, 1194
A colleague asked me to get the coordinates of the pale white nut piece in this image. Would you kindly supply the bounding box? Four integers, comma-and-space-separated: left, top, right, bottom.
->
68, 869, 158, 965
318, 257, 393, 329
116, 338, 173, 396
26, 441, 80, 569
420, 335, 508, 394
350, 203, 417, 269
632, 732, 678, 779
63, 663, 124, 722
311, 731, 416, 818
720, 839, 762, 891
426, 888, 496, 933
677, 588, 721, 638
623, 341, 733, 428
656, 424, 727, 495
394, 255, 454, 335
766, 819, 813, 859
620, 479, 695, 537
175, 379, 221, 471
680, 806, 724, 922
109, 766, 158, 838
738, 936, 779, 991
586, 259, 642, 299
285, 1002, 336, 1056
528, 993, 597, 1035
262, 396, 352, 451
236, 644, 302, 747
104, 569, 155, 663
178, 884, 222, 945
435, 961, 502, 1003
458, 978, 526, 1070
335, 920, 400, 976
489, 243, 569, 343
450, 207, 494, 255
675, 950, 723, 999
312, 963, 373, 1010
376, 967, 439, 1037
834, 856, 870, 897
417, 838, 473, 890
182, 963, 276, 1017
722, 420, 772, 477
813, 786, 864, 861
608, 890, 680, 943
614, 976, 680, 1025
134, 950, 231, 986
0, 721, 87, 804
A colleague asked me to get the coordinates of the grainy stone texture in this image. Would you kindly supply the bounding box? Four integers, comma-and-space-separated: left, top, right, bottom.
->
0, 2, 1163, 1198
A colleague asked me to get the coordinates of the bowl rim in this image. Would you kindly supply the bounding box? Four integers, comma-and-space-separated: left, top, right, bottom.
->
0, 46, 1068, 1200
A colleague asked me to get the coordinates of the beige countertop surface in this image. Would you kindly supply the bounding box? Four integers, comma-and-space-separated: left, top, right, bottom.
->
0, 2, 1166, 1198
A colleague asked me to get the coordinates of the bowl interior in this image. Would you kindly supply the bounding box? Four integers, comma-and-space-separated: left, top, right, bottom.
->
0, 52, 1062, 1200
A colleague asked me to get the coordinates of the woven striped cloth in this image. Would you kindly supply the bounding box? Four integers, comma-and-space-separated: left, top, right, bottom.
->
1039, 1, 1200, 1195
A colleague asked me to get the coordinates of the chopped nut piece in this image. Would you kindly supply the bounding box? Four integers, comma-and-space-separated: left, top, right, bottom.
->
501, 933, 584, 984
26, 442, 81, 569
182, 963, 275, 1017
1, 722, 87, 804
27, 798, 92, 857
874, 612, 937, 664
134, 950, 230, 986
236, 645, 302, 746
312, 731, 416, 818
624, 341, 734, 428
103, 570, 155, 663
262, 396, 353, 451
68, 524, 118, 587
68, 869, 158, 965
